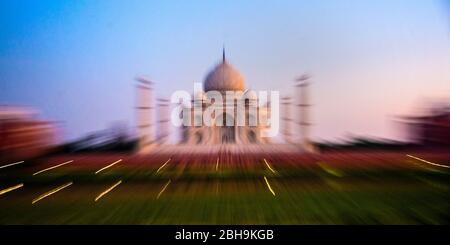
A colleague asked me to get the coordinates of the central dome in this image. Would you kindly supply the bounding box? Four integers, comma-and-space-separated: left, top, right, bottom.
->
204, 52, 245, 92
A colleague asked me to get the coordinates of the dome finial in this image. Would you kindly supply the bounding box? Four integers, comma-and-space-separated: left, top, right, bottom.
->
222, 45, 226, 63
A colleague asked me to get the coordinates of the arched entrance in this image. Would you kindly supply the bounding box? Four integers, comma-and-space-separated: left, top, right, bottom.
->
194, 132, 203, 144
217, 113, 235, 144
248, 130, 257, 143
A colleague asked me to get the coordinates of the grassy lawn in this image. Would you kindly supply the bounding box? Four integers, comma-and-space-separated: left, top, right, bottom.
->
0, 153, 449, 224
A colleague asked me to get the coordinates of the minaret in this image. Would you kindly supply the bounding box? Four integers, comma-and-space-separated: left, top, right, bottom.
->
157, 98, 171, 144
135, 77, 154, 153
295, 74, 314, 152
281, 96, 293, 143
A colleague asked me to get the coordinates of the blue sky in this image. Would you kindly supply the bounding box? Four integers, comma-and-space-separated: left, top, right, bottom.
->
1, 0, 449, 141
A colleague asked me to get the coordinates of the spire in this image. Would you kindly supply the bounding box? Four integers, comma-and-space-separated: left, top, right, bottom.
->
222, 45, 226, 63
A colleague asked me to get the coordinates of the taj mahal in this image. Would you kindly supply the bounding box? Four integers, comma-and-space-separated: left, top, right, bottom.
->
180, 49, 272, 145
134, 49, 314, 153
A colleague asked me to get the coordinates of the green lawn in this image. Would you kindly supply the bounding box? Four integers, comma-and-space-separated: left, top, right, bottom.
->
0, 155, 449, 224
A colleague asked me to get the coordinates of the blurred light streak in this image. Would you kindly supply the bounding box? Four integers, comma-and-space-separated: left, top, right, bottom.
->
32, 182, 73, 204
94, 180, 122, 202
216, 157, 219, 171
263, 158, 276, 173
156, 179, 171, 199
263, 176, 276, 196
95, 159, 122, 174
0, 183, 24, 196
0, 161, 24, 170
32, 160, 74, 175
317, 162, 344, 177
406, 155, 450, 169
156, 158, 171, 173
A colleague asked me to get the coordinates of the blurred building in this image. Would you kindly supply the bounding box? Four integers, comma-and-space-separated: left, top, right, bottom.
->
180, 49, 271, 145
404, 106, 450, 146
135, 49, 314, 152
0, 106, 59, 159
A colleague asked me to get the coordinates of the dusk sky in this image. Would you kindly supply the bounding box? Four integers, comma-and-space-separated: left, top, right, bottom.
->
1, 0, 449, 142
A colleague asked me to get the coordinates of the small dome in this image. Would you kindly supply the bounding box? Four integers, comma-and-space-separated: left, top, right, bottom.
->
204, 58, 245, 92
